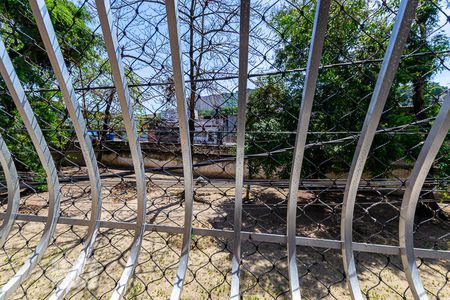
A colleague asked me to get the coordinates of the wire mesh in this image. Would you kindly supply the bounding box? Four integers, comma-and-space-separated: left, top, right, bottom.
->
0, 0, 449, 299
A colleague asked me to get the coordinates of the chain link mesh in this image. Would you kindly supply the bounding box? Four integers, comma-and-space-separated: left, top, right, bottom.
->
0, 0, 449, 298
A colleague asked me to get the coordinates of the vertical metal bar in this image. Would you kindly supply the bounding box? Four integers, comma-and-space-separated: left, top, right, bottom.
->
286, 1, 331, 299
95, 0, 147, 298
164, 0, 194, 298
0, 35, 61, 299
0, 133, 20, 247
28, 0, 102, 298
230, 0, 251, 299
399, 94, 450, 300
340, 0, 419, 298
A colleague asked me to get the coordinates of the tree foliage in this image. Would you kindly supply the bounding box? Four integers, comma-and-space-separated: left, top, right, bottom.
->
0, 0, 100, 175
247, 0, 450, 179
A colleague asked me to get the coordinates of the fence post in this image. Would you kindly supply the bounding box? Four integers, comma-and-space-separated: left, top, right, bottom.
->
95, 0, 148, 298
0, 134, 20, 248
399, 94, 450, 300
165, 0, 195, 298
0, 35, 61, 300
340, 0, 419, 298
230, 0, 251, 298
28, 0, 103, 297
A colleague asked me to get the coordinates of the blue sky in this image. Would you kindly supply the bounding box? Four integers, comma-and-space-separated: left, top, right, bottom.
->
431, 5, 450, 87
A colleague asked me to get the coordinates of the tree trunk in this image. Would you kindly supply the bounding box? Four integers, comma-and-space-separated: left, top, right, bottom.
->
412, 20, 427, 120
412, 76, 425, 120
188, 0, 196, 146
98, 90, 114, 162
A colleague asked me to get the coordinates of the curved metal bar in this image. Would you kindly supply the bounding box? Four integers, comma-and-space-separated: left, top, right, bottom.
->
230, 0, 251, 299
0, 35, 61, 299
95, 0, 147, 298
164, 0, 195, 299
285, 1, 331, 299
399, 94, 450, 300
28, 0, 103, 298
340, 1, 419, 298
0, 133, 20, 247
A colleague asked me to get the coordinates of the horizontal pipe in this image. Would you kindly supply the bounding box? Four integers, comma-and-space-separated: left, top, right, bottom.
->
2, 213, 448, 260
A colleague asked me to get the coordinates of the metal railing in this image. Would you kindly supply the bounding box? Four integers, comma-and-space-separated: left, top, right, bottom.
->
0, 0, 449, 299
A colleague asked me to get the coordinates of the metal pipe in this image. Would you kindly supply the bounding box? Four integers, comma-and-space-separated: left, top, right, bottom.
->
399, 94, 450, 300
340, 0, 419, 298
286, 1, 331, 298
95, 0, 147, 298
230, 0, 251, 298
164, 0, 195, 298
0, 212, 447, 260
28, 0, 103, 298
0, 35, 61, 299
0, 133, 20, 247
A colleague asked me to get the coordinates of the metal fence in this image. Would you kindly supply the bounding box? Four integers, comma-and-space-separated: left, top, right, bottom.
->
0, 0, 449, 299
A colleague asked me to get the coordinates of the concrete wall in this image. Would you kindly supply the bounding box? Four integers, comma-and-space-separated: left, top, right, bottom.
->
67, 141, 243, 178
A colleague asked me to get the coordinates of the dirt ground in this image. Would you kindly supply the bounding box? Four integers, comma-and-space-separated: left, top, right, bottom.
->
0, 167, 449, 299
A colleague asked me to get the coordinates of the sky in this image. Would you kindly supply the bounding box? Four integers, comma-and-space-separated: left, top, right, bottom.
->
430, 5, 450, 87
79, 0, 450, 113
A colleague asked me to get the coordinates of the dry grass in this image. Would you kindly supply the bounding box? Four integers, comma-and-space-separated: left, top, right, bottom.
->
0, 169, 448, 299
